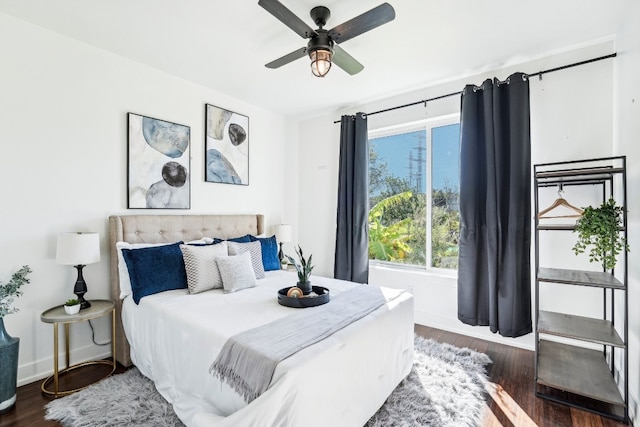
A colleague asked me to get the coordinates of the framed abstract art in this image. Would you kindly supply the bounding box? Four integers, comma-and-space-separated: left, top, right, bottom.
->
205, 104, 249, 185
127, 113, 191, 209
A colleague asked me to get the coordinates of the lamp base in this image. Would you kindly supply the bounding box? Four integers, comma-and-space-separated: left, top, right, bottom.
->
76, 296, 91, 310
73, 265, 92, 310
278, 242, 285, 264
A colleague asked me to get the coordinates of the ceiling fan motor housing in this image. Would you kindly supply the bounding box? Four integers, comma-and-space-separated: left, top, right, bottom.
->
307, 30, 334, 57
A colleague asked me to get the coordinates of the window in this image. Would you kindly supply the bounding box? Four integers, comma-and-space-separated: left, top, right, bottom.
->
368, 114, 460, 271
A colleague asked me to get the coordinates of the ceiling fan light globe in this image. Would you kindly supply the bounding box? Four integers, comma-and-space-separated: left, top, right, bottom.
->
310, 48, 332, 77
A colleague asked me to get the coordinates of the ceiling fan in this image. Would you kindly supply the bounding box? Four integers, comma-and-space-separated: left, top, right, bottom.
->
258, 0, 396, 77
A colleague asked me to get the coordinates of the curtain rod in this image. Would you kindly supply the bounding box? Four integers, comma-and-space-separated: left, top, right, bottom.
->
333, 53, 617, 124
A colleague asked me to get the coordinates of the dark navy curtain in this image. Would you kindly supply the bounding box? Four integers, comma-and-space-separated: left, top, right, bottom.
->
334, 113, 369, 283
457, 72, 532, 338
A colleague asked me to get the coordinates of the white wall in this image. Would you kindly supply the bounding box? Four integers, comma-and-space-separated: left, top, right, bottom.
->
0, 12, 294, 386
298, 39, 615, 349
614, 3, 640, 423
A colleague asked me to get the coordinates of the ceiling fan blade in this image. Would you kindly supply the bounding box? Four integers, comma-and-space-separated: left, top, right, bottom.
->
258, 0, 317, 39
265, 47, 308, 69
332, 45, 364, 75
328, 3, 395, 44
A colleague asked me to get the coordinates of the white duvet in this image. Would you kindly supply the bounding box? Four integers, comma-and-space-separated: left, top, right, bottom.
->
121, 270, 414, 427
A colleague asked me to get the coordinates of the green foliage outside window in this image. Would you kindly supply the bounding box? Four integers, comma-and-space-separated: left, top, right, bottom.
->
368, 144, 459, 269
431, 203, 460, 269
368, 191, 414, 262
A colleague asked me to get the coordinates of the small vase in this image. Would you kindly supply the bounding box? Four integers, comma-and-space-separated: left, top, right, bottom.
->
0, 317, 19, 414
297, 280, 312, 295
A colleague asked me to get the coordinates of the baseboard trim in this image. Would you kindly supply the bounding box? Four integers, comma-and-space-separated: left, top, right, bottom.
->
17, 345, 111, 387
414, 310, 534, 351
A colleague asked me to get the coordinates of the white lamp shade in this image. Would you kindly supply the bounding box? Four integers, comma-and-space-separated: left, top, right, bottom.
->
56, 232, 101, 265
274, 224, 292, 243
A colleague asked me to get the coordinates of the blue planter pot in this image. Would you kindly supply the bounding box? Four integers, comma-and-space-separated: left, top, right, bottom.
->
0, 317, 19, 414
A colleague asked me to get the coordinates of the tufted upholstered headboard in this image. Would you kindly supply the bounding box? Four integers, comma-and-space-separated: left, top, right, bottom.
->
108, 214, 264, 366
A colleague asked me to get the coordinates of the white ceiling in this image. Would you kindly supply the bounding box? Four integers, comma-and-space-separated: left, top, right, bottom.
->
0, 0, 631, 119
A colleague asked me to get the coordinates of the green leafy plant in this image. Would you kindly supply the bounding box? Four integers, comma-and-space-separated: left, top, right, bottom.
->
286, 245, 314, 283
65, 299, 80, 306
368, 191, 414, 261
572, 198, 629, 270
0, 265, 32, 318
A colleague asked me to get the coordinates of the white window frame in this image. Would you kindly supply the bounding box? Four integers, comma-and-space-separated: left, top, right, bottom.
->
368, 113, 460, 275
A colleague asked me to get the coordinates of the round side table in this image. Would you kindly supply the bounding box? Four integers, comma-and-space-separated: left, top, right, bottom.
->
40, 299, 116, 397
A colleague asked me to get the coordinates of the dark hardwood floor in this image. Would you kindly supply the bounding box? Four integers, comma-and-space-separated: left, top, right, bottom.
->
0, 325, 630, 426
414, 325, 629, 427
0, 362, 129, 427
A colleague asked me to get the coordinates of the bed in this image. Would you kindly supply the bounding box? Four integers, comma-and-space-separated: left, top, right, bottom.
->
109, 214, 414, 427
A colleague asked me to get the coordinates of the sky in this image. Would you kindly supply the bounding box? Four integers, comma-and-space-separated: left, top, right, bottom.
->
370, 123, 460, 193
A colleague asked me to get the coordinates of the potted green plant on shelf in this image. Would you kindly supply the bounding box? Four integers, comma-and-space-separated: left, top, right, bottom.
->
0, 265, 31, 414
286, 245, 314, 295
572, 198, 630, 270
64, 298, 81, 315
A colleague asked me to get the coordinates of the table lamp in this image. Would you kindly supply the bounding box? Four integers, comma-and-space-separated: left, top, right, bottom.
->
56, 232, 100, 309
274, 224, 292, 264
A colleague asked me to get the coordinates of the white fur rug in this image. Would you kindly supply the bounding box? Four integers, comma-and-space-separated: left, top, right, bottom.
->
365, 335, 492, 426
46, 335, 491, 427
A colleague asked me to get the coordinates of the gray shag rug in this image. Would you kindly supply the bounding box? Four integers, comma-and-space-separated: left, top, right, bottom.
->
45, 335, 491, 427
365, 335, 492, 427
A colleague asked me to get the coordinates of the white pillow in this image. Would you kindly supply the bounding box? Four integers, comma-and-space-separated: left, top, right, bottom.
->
186, 237, 215, 245
180, 242, 228, 294
227, 241, 265, 279
116, 241, 174, 299
217, 251, 257, 293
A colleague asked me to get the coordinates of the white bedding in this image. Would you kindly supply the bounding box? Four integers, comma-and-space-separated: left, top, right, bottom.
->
122, 270, 414, 427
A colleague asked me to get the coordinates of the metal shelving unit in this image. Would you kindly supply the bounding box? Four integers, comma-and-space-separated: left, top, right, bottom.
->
534, 156, 628, 423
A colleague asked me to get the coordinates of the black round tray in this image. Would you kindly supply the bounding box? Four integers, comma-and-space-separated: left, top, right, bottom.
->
278, 286, 330, 308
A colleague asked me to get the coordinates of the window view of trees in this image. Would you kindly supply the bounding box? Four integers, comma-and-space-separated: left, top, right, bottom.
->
368, 121, 460, 270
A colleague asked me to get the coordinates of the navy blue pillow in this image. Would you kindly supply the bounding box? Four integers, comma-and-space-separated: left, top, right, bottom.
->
122, 242, 187, 304
249, 235, 280, 271
227, 235, 251, 243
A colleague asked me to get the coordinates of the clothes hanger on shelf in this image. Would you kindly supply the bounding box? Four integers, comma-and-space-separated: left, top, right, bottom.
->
537, 186, 584, 219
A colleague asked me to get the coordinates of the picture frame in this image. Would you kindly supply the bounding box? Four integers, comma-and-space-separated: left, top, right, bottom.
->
204, 104, 249, 185
127, 113, 191, 209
